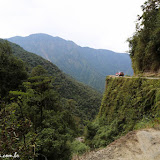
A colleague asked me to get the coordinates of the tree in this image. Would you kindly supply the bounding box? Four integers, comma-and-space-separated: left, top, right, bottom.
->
128, 0, 160, 74
9, 66, 78, 160
0, 41, 28, 99
30, 65, 47, 77
0, 102, 35, 159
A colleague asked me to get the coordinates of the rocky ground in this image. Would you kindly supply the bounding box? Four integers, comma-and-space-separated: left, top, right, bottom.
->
72, 128, 160, 160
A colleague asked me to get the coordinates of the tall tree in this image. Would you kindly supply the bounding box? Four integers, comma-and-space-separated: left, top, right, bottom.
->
128, 0, 160, 75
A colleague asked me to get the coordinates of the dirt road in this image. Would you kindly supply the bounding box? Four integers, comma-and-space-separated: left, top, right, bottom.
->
73, 128, 160, 160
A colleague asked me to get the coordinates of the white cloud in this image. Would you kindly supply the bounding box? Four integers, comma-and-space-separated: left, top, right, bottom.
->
0, 0, 146, 52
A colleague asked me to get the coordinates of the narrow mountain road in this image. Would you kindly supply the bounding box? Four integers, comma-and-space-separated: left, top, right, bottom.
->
108, 75, 160, 80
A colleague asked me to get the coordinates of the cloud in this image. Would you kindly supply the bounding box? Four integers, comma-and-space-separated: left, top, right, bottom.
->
0, 0, 146, 52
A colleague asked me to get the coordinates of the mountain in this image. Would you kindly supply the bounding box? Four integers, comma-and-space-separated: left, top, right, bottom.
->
1, 39, 102, 123
8, 33, 133, 92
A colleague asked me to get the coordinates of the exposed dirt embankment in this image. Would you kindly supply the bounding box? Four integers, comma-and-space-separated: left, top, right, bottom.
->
73, 128, 160, 160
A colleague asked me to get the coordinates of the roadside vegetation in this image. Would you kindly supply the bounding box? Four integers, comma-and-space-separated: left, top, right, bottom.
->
128, 0, 160, 75
84, 77, 160, 149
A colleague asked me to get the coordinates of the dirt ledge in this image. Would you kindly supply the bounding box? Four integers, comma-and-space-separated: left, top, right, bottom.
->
72, 128, 160, 160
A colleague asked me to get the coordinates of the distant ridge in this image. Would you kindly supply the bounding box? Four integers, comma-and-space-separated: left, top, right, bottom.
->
8, 33, 133, 92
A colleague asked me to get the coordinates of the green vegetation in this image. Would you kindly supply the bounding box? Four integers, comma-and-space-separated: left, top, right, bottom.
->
70, 140, 89, 155
83, 0, 160, 154
85, 77, 160, 149
8, 33, 133, 92
128, 0, 160, 75
0, 41, 78, 159
0, 41, 102, 159
2, 1, 160, 158
1, 39, 102, 124
0, 41, 28, 99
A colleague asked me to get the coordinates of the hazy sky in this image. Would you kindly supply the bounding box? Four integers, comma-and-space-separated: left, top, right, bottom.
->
0, 0, 146, 52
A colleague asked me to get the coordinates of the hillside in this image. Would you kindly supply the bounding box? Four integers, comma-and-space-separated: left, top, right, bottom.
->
1, 39, 102, 123
8, 33, 133, 92
85, 76, 160, 149
0, 41, 79, 160
73, 128, 160, 160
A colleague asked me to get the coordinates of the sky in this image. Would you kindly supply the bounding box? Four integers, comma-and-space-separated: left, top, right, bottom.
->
0, 0, 146, 53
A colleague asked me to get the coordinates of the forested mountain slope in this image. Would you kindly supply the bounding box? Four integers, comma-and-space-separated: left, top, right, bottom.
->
0, 41, 79, 160
8, 33, 133, 92
1, 39, 102, 122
